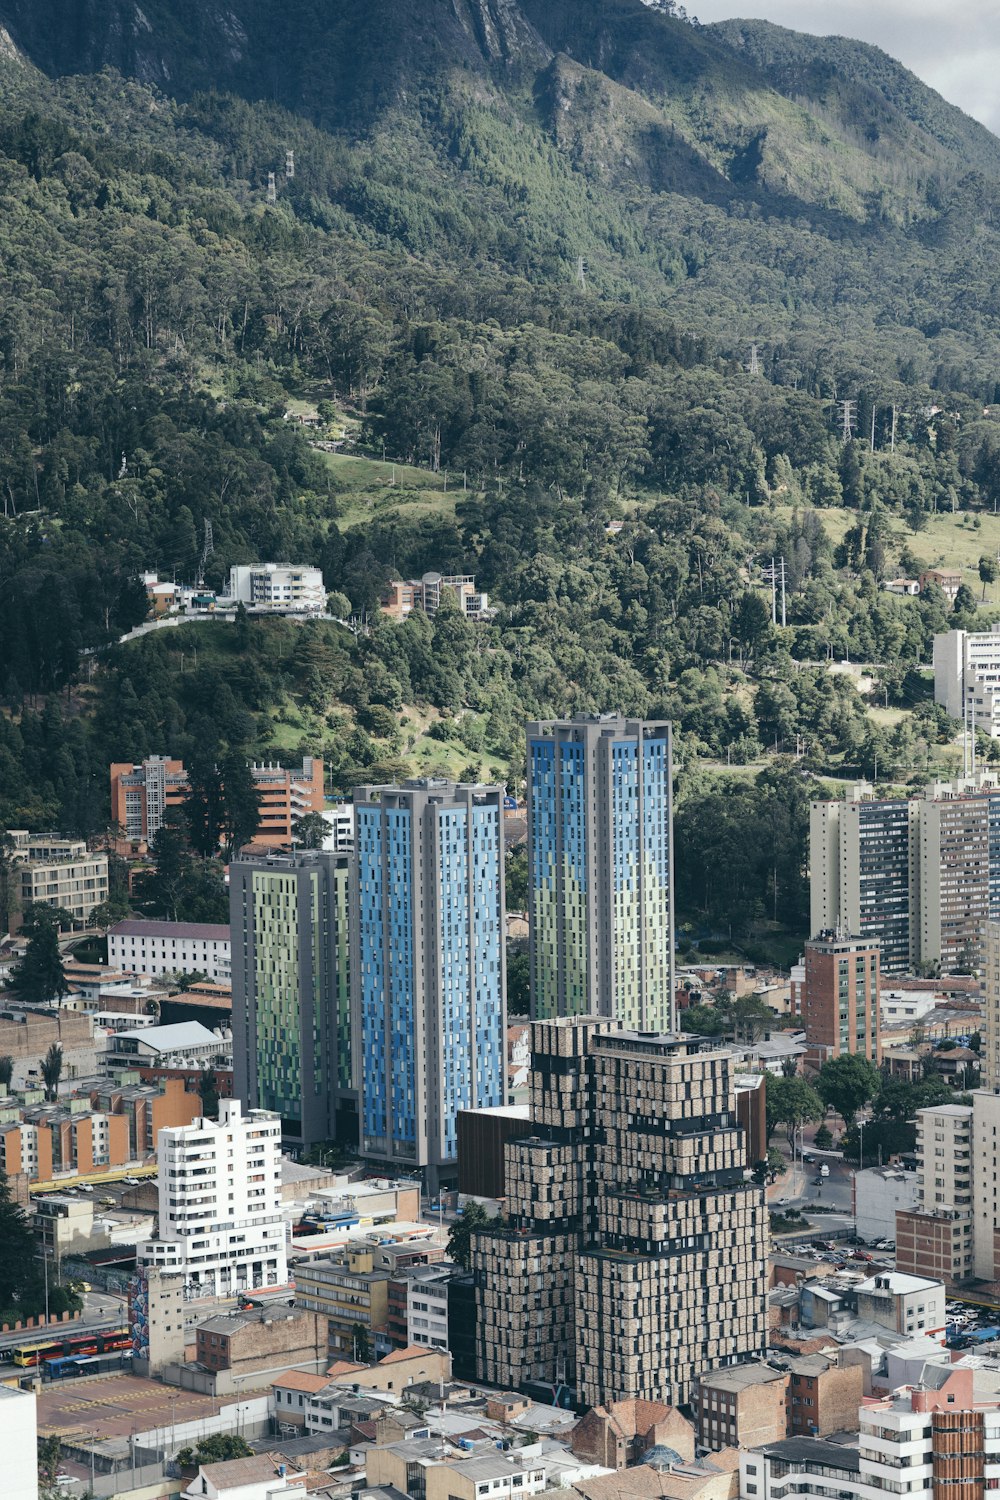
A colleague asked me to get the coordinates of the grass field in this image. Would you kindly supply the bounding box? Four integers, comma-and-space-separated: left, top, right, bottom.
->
318, 449, 460, 530
773, 502, 1000, 594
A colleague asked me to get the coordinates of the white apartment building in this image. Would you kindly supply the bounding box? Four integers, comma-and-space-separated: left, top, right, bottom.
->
226, 564, 326, 614
739, 1367, 1000, 1500
139, 1100, 286, 1297
108, 919, 231, 981
9, 834, 109, 931
320, 804, 355, 853
0, 1385, 38, 1500
406, 1265, 451, 1349
934, 623, 1000, 733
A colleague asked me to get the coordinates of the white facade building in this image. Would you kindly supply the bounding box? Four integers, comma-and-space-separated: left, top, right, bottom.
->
934, 623, 1000, 734
108, 919, 231, 981
139, 1100, 286, 1297
320, 805, 355, 853
0, 1385, 38, 1500
226, 564, 326, 614
739, 1368, 1000, 1500
406, 1265, 451, 1349
854, 1168, 918, 1245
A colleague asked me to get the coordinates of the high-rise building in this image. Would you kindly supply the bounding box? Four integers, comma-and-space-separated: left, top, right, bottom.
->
809, 786, 916, 971
110, 755, 324, 849
934, 621, 1000, 734
802, 932, 881, 1067
138, 1099, 286, 1297
472, 1020, 768, 1408
527, 716, 674, 1028
352, 780, 506, 1187
230, 849, 354, 1149
810, 774, 1000, 973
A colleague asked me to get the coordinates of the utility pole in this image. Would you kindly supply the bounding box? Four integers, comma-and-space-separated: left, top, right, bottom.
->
770, 555, 776, 624
870, 401, 877, 450
761, 557, 786, 625
837, 399, 857, 442
890, 404, 897, 453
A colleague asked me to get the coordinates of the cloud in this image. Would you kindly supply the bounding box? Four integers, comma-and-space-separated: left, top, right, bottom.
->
689, 0, 1000, 132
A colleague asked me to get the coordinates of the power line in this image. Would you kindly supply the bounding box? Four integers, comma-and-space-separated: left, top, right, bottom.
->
837, 399, 857, 442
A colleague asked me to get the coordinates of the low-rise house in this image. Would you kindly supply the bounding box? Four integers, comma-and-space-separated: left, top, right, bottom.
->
694, 1364, 788, 1453
571, 1399, 694, 1470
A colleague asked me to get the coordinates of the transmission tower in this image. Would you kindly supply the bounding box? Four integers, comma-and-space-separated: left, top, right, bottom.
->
196, 519, 214, 587
576, 256, 587, 291
285, 149, 295, 180
267, 172, 277, 204
837, 399, 857, 442
748, 343, 761, 376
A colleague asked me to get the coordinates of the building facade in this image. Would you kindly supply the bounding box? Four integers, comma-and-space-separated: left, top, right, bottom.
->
352, 780, 506, 1186
380, 573, 489, 620
895, 1104, 974, 1284
109, 756, 323, 851
472, 1020, 768, 1408
527, 716, 675, 1029
802, 932, 881, 1066
934, 621, 1000, 732
138, 1099, 286, 1297
809, 788, 916, 971
11, 835, 109, 931
230, 849, 354, 1148
108, 919, 232, 981
226, 564, 326, 613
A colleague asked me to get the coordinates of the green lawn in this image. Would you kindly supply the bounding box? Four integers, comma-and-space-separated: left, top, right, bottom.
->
318, 449, 461, 530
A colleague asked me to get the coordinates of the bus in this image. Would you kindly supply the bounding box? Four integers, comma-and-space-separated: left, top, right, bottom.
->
13, 1327, 130, 1368
43, 1350, 132, 1380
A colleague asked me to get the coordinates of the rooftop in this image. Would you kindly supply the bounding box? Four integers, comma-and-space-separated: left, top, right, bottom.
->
699, 1362, 787, 1392
109, 919, 231, 942
858, 1272, 942, 1295
755, 1438, 860, 1471
110, 1021, 222, 1053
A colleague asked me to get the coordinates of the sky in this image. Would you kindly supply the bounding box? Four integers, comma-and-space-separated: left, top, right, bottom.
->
689, 1, 1000, 134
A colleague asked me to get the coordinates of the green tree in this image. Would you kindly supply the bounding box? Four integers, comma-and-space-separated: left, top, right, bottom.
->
218, 752, 263, 861
506, 944, 529, 1016
446, 1199, 495, 1270
815, 1054, 882, 1126
0, 1168, 40, 1309
505, 847, 528, 911
198, 1067, 220, 1120
350, 1322, 371, 1363
980, 554, 998, 600
38, 1436, 62, 1493
813, 1123, 833, 1150
732, 995, 774, 1045
293, 811, 329, 849
765, 1074, 823, 1144
0, 832, 20, 935
41, 1043, 63, 1102
190, 1435, 253, 1463
10, 908, 67, 1005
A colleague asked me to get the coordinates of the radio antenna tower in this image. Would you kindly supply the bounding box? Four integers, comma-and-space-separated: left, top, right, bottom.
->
748, 343, 761, 376
266, 171, 277, 204
837, 399, 857, 442
285, 149, 295, 180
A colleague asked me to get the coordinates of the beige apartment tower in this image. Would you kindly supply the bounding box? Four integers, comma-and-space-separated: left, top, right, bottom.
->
472, 1020, 768, 1408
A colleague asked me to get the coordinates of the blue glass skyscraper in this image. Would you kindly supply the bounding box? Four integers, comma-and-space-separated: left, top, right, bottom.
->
352, 780, 506, 1187
527, 716, 675, 1030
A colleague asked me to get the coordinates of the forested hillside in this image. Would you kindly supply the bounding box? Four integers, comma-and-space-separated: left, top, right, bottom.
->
2, 0, 1000, 954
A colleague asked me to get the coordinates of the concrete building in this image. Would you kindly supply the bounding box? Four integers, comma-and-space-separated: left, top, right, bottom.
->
109, 756, 323, 853
181, 1456, 306, 1500
782, 1353, 863, 1438
293, 1248, 390, 1358
353, 780, 506, 1187
740, 1365, 1000, 1500
809, 787, 915, 972
128, 1265, 188, 1376
0, 1008, 99, 1095
695, 1364, 789, 1453
194, 1308, 327, 1383
108, 919, 232, 981
571, 1399, 695, 1470
472, 1020, 768, 1409
0, 1077, 201, 1186
380, 573, 489, 621
139, 1099, 286, 1297
320, 804, 355, 853
801, 931, 881, 1066
934, 621, 1000, 732
105, 1021, 231, 1078
854, 1271, 945, 1341
0, 1384, 39, 1500
527, 716, 674, 1029
230, 849, 354, 1149
405, 1263, 451, 1350
854, 1168, 918, 1245
110, 756, 188, 843
226, 564, 326, 613
10, 834, 109, 931
896, 1103, 975, 1284
366, 1443, 547, 1500
456, 1104, 532, 1198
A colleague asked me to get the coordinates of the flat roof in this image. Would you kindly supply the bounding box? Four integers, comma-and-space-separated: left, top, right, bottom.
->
700, 1363, 787, 1391
35, 1373, 270, 1440
109, 919, 230, 942
755, 1438, 860, 1471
